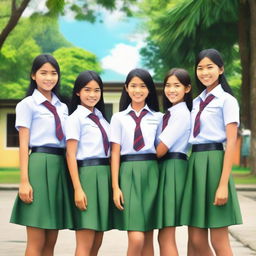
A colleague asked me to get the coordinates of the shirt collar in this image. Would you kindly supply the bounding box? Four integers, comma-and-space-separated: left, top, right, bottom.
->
168, 102, 187, 114
32, 89, 60, 106
199, 84, 223, 100
124, 104, 154, 115
77, 105, 103, 118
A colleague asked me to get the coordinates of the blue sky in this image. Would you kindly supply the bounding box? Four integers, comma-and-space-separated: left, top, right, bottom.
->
59, 14, 145, 81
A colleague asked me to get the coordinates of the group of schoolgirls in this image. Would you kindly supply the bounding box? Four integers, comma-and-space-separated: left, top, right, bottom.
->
10, 48, 242, 256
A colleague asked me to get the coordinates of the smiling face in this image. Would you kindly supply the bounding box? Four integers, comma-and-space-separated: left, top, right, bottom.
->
77, 80, 101, 111
126, 76, 149, 106
164, 75, 191, 105
196, 57, 224, 91
31, 62, 58, 94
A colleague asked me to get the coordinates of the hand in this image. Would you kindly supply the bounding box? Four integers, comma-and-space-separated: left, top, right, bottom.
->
19, 182, 33, 204
213, 185, 228, 206
113, 187, 124, 210
74, 188, 87, 211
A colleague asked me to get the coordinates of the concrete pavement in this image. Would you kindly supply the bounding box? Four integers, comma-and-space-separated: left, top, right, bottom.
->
0, 187, 256, 255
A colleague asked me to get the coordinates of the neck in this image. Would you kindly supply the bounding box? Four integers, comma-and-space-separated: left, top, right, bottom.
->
131, 102, 146, 112
206, 81, 219, 93
38, 88, 52, 102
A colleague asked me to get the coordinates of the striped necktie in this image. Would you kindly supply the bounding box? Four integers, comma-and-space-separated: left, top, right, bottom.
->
42, 100, 64, 141
193, 94, 215, 137
129, 109, 148, 151
162, 111, 170, 131
88, 113, 109, 156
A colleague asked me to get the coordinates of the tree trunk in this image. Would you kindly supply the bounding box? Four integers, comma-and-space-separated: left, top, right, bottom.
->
0, 0, 30, 50
238, 0, 251, 129
249, 0, 256, 174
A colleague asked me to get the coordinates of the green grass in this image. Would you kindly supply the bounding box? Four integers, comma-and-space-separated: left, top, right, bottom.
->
0, 167, 256, 184
0, 169, 20, 183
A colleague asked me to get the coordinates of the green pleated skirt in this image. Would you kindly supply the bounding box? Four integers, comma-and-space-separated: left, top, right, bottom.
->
180, 150, 242, 228
156, 158, 188, 228
10, 152, 73, 229
73, 165, 112, 231
113, 160, 159, 231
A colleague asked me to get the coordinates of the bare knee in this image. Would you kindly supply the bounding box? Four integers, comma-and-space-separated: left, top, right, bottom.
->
210, 227, 232, 256
128, 231, 145, 252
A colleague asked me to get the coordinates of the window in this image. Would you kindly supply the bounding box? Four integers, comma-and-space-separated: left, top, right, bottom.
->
105, 103, 113, 122
7, 114, 19, 147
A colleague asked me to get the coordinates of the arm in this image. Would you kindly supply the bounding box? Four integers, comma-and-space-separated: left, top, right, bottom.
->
156, 142, 169, 158
18, 127, 33, 204
214, 123, 237, 206
111, 142, 124, 210
66, 139, 87, 211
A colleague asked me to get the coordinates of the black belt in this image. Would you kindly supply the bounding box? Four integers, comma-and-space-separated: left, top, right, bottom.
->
161, 152, 187, 161
192, 143, 223, 152
31, 146, 65, 155
121, 153, 157, 162
77, 158, 109, 167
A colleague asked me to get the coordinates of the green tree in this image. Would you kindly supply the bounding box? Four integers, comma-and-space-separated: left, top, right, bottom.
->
53, 47, 102, 97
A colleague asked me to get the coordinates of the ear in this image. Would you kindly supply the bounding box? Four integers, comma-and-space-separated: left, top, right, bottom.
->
125, 84, 128, 93
31, 74, 35, 80
76, 92, 80, 97
185, 84, 191, 94
219, 66, 224, 75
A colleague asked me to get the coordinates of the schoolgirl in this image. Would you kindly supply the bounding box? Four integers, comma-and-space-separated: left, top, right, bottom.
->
65, 71, 111, 256
110, 68, 162, 256
180, 49, 242, 256
155, 68, 192, 256
10, 54, 73, 256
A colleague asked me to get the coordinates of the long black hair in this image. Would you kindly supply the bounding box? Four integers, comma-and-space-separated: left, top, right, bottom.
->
119, 68, 159, 111
163, 68, 193, 112
26, 54, 61, 96
69, 70, 106, 118
195, 48, 233, 95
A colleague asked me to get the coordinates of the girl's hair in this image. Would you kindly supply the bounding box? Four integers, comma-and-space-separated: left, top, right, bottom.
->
69, 70, 106, 118
195, 48, 233, 95
26, 54, 61, 96
119, 68, 159, 111
163, 68, 193, 111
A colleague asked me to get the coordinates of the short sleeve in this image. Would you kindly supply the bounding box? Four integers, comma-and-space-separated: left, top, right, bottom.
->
15, 100, 33, 130
110, 113, 122, 144
223, 96, 240, 126
65, 114, 81, 141
159, 112, 190, 149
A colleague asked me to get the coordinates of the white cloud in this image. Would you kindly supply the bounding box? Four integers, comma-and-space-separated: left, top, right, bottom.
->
101, 42, 145, 75
22, 0, 48, 17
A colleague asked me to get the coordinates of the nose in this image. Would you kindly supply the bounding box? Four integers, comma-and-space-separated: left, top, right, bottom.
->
135, 87, 141, 92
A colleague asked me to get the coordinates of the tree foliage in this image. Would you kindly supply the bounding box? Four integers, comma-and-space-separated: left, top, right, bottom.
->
53, 47, 102, 97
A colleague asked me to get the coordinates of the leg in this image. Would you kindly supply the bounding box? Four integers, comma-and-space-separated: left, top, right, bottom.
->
25, 227, 46, 256
75, 229, 96, 256
42, 229, 59, 256
210, 227, 233, 256
188, 226, 214, 256
158, 227, 178, 256
90, 231, 104, 256
142, 230, 154, 256
127, 231, 145, 256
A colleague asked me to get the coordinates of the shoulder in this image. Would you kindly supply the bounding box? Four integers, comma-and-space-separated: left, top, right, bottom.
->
16, 96, 34, 111
149, 110, 163, 120
222, 92, 238, 104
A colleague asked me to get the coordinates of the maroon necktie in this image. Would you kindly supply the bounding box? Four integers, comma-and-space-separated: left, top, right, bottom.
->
129, 109, 148, 151
88, 113, 109, 156
42, 101, 64, 141
193, 94, 215, 137
162, 111, 170, 131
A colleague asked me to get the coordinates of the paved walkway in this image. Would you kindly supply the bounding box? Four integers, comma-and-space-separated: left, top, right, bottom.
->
0, 185, 256, 255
